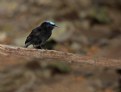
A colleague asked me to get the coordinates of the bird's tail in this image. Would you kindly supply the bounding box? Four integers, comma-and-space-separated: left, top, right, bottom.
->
24, 43, 31, 48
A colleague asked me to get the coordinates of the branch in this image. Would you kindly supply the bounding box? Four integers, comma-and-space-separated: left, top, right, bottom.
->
0, 44, 121, 68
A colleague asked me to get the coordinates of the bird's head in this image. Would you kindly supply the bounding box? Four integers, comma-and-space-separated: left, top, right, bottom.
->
40, 21, 57, 30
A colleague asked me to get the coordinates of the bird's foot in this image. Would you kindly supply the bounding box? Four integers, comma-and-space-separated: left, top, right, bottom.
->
33, 45, 42, 49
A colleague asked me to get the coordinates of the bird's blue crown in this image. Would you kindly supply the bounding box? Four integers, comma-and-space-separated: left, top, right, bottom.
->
45, 21, 55, 26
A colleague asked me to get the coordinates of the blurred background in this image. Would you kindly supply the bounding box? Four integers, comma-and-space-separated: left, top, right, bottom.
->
0, 0, 121, 92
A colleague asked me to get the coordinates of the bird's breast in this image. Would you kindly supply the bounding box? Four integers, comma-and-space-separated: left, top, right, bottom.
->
40, 30, 52, 39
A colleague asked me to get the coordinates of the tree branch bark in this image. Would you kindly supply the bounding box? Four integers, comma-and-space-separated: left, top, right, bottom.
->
0, 44, 121, 68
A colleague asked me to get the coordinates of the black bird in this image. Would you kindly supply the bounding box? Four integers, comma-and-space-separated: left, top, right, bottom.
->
25, 21, 57, 49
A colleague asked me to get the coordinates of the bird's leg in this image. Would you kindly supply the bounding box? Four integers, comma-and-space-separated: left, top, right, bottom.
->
41, 41, 47, 49
41, 44, 46, 49
33, 45, 42, 49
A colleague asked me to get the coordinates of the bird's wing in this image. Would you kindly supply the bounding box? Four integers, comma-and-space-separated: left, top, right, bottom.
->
25, 28, 41, 44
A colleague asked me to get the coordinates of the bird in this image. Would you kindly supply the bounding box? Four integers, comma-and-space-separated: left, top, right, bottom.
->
24, 21, 57, 49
